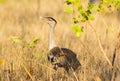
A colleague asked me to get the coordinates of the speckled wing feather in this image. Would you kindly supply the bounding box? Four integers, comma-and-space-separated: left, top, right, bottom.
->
47, 47, 81, 73
61, 48, 81, 71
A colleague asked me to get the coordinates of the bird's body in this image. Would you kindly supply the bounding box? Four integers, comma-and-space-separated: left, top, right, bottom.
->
47, 46, 81, 73
41, 16, 81, 73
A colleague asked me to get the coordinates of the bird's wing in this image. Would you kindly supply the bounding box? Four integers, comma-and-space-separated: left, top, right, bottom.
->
61, 48, 77, 57
48, 47, 77, 57
48, 47, 62, 57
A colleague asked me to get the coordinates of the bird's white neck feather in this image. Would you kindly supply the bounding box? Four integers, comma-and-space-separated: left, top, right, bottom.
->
49, 24, 56, 50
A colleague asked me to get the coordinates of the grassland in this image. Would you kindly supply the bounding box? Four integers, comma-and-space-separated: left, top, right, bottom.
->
0, 0, 120, 81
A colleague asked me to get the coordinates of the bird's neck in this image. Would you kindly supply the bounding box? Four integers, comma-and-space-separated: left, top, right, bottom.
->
49, 25, 56, 50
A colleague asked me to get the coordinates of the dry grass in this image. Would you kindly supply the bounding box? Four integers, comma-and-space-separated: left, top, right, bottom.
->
0, 0, 120, 81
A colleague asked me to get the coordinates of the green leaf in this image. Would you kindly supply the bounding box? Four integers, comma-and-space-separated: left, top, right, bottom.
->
78, 6, 84, 14
65, 0, 73, 5
72, 18, 79, 24
103, 0, 111, 3
89, 15, 94, 20
74, 0, 81, 6
81, 15, 88, 22
29, 37, 39, 48
64, 7, 73, 14
72, 25, 83, 37
9, 36, 21, 44
109, 27, 115, 33
86, 10, 91, 16
34, 52, 43, 59
97, 4, 104, 12
87, 3, 97, 13
87, 4, 95, 10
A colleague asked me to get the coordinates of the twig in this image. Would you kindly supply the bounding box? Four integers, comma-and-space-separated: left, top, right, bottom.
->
38, 63, 55, 81
111, 48, 117, 81
81, 2, 112, 67
39, 63, 55, 71
21, 63, 34, 81
70, 67, 79, 81
111, 33, 120, 81
88, 20, 113, 67
37, 0, 40, 17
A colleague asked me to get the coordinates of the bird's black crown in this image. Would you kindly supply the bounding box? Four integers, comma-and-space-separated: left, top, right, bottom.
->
45, 17, 57, 24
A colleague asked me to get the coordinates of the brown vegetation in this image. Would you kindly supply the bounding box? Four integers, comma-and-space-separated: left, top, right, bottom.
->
0, 0, 120, 81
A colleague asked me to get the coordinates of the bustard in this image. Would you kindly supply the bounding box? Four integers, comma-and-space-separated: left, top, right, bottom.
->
40, 17, 81, 73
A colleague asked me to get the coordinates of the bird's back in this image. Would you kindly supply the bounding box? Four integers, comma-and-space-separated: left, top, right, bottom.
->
61, 48, 81, 71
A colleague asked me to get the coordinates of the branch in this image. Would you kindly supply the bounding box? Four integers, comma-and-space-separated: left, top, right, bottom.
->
21, 63, 34, 81
88, 20, 112, 68
111, 33, 120, 81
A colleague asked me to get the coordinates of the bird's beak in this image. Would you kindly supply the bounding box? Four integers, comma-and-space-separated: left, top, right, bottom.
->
52, 61, 58, 65
40, 16, 48, 21
40, 16, 50, 24
39, 16, 44, 19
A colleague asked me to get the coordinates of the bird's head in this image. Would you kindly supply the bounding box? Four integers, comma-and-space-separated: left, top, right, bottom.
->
40, 16, 57, 28
48, 54, 63, 70
48, 55, 57, 63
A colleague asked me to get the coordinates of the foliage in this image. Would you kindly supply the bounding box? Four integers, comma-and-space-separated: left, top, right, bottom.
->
109, 27, 115, 33
29, 37, 39, 48
72, 25, 83, 37
64, 0, 120, 37
9, 35, 21, 44
9, 35, 39, 48
64, 7, 73, 14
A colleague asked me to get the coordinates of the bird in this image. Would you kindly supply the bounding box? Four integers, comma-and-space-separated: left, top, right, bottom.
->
40, 17, 81, 73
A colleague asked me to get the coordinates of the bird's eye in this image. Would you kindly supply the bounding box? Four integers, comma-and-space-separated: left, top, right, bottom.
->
51, 57, 57, 62
48, 55, 57, 62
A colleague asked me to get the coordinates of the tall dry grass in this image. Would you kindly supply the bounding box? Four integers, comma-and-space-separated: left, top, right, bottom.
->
0, 0, 120, 81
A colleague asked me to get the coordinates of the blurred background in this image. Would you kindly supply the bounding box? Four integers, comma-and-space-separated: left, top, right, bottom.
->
0, 0, 120, 81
